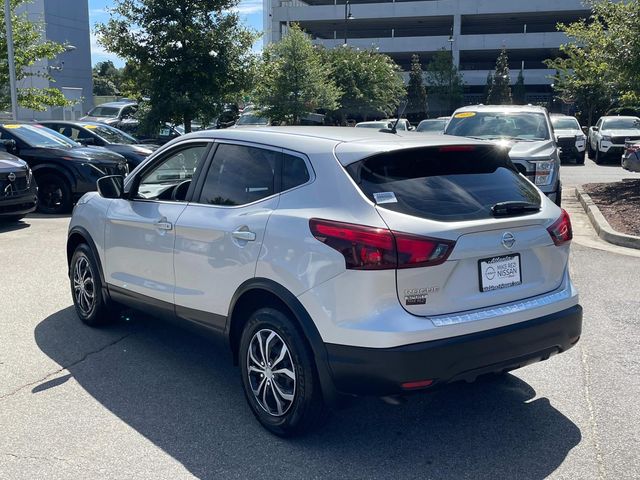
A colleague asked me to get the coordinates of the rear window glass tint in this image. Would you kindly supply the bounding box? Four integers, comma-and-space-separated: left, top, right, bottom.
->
282, 153, 310, 191
346, 146, 540, 222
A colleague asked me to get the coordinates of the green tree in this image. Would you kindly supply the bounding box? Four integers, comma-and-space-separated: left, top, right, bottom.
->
0, 0, 72, 111
513, 69, 526, 105
326, 45, 405, 122
406, 54, 427, 122
545, 0, 640, 125
483, 72, 494, 103
255, 24, 340, 125
96, 0, 257, 132
92, 61, 121, 96
487, 48, 512, 105
425, 49, 464, 116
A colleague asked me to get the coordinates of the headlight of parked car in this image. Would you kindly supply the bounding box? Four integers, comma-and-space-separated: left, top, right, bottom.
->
601, 135, 612, 142
532, 160, 554, 186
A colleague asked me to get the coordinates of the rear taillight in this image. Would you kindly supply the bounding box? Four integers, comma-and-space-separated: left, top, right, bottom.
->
547, 209, 573, 246
309, 219, 455, 270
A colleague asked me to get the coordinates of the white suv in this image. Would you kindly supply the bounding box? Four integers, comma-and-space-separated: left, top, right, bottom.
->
67, 127, 582, 436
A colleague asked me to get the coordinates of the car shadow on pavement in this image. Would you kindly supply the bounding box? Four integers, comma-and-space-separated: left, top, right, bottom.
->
35, 307, 581, 480
0, 220, 30, 233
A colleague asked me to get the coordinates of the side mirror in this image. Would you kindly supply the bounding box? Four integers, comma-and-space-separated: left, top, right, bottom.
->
592, 126, 599, 132
581, 126, 588, 134
97, 175, 124, 199
0, 139, 17, 155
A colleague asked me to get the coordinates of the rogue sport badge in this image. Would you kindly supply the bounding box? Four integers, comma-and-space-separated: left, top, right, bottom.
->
502, 232, 516, 249
7, 172, 16, 182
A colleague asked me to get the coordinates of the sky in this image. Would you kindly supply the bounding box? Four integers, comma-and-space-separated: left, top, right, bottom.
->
88, 0, 264, 67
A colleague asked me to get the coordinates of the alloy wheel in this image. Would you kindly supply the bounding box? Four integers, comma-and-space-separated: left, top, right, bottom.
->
246, 328, 296, 416
73, 255, 95, 316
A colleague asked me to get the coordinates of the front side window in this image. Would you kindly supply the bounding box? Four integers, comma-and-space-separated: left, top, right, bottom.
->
137, 144, 207, 200
199, 144, 278, 206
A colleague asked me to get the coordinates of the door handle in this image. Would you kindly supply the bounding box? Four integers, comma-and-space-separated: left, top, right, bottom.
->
232, 229, 256, 242
155, 221, 173, 231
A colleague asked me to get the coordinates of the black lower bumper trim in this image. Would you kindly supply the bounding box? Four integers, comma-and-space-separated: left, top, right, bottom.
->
325, 304, 582, 396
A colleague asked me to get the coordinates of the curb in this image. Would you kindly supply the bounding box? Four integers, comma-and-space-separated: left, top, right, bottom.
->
575, 186, 640, 250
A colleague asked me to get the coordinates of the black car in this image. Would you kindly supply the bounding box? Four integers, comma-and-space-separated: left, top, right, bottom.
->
40, 121, 158, 170
0, 150, 38, 221
119, 120, 183, 145
0, 122, 128, 214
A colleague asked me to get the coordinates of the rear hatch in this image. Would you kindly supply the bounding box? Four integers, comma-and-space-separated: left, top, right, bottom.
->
344, 144, 568, 316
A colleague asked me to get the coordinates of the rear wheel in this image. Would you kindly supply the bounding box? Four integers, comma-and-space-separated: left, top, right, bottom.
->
70, 244, 115, 326
36, 173, 72, 214
239, 307, 325, 436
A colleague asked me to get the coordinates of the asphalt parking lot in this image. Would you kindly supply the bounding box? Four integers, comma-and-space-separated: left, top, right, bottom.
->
1, 156, 639, 480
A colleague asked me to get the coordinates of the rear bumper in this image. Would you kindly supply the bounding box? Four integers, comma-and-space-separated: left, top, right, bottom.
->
325, 304, 582, 396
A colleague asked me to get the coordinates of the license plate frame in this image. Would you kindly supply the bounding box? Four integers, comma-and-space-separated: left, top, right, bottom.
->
478, 253, 522, 293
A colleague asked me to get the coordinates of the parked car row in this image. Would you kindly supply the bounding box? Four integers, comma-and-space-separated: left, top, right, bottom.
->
0, 120, 163, 219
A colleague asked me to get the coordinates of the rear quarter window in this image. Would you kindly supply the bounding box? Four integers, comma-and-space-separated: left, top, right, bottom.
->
346, 146, 541, 222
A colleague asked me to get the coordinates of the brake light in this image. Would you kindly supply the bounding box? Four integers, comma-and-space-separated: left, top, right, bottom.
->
309, 219, 455, 270
438, 145, 476, 152
547, 209, 573, 246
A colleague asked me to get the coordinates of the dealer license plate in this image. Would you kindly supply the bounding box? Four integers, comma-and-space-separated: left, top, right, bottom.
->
478, 254, 522, 292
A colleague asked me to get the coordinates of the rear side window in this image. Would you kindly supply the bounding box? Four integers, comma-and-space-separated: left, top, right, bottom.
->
346, 146, 540, 221
282, 153, 310, 190
199, 143, 277, 206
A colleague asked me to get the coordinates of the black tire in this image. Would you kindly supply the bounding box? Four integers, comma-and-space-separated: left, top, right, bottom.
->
70, 244, 115, 326
239, 307, 325, 437
36, 172, 72, 214
576, 154, 585, 165
594, 146, 602, 165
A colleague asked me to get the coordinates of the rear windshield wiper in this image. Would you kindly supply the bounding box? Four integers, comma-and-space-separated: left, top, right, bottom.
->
491, 201, 541, 217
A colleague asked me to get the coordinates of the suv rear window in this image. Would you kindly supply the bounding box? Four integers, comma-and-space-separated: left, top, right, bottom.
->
345, 146, 541, 221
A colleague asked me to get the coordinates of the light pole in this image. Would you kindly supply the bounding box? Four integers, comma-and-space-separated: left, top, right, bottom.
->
448, 28, 455, 114
343, 1, 354, 45
4, 0, 18, 120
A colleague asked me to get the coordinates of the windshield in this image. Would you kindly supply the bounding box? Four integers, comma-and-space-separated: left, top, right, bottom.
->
417, 120, 447, 132
236, 114, 268, 126
602, 117, 640, 130
445, 111, 550, 141
2, 124, 77, 148
88, 124, 137, 144
87, 106, 120, 117
551, 117, 580, 130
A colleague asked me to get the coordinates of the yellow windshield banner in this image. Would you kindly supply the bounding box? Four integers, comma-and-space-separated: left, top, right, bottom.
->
2, 124, 22, 129
85, 125, 98, 129
454, 112, 476, 119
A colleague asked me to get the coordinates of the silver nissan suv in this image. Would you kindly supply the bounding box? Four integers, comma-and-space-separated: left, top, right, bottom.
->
66, 127, 582, 436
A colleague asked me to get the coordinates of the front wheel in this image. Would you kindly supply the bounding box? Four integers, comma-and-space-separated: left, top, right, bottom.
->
576, 154, 585, 165
594, 146, 602, 165
239, 308, 325, 436
36, 173, 72, 214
